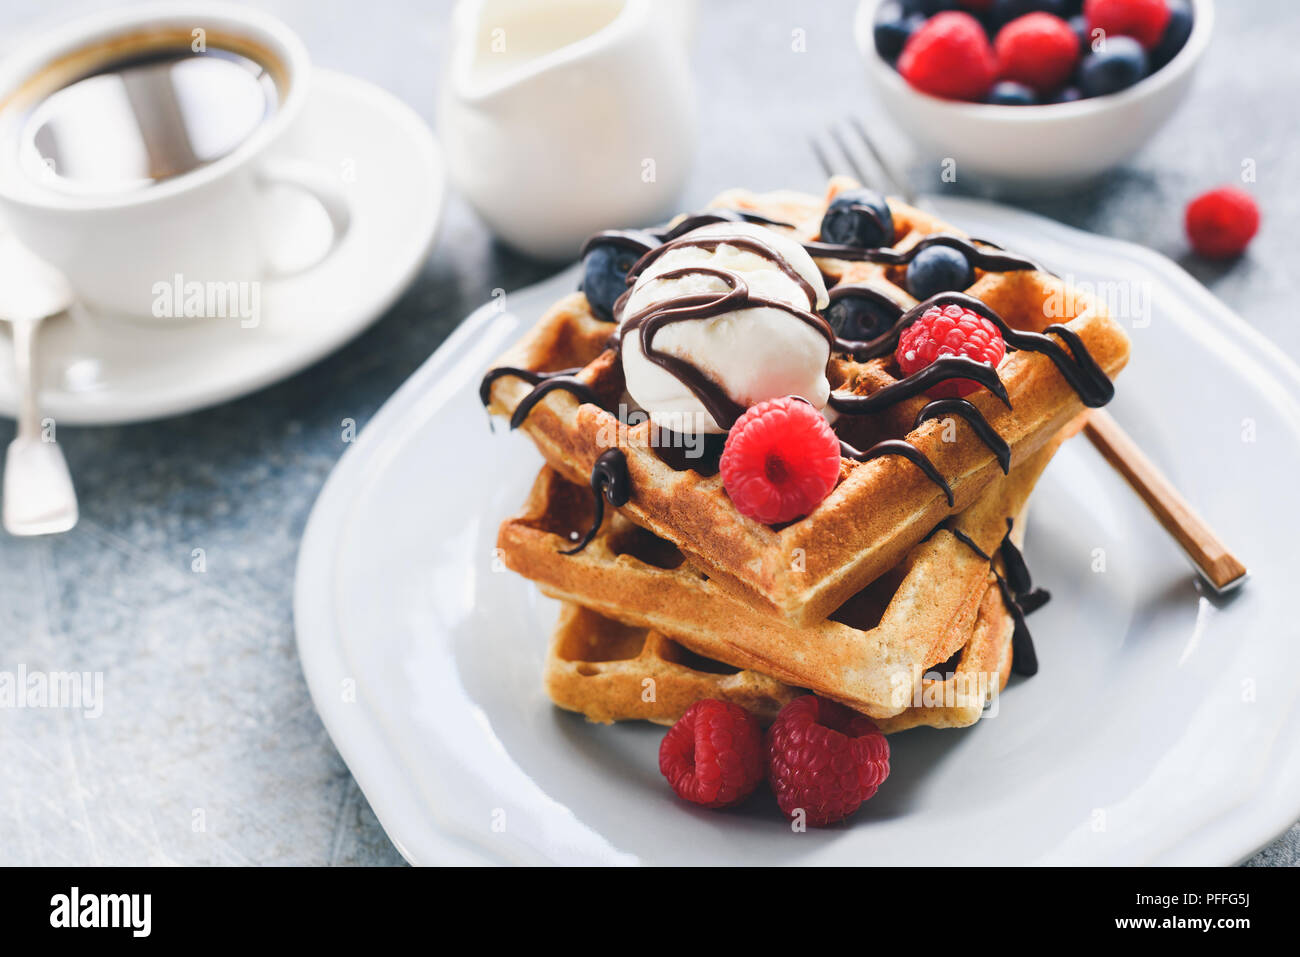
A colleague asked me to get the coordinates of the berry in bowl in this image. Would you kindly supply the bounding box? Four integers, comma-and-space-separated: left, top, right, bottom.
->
854, 0, 1213, 188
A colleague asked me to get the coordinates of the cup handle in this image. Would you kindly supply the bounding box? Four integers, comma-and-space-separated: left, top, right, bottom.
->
253, 157, 352, 279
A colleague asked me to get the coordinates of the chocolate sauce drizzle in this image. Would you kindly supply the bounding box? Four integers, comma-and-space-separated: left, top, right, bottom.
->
477, 367, 604, 430
914, 398, 1011, 475
803, 232, 1042, 273
813, 286, 1111, 500
578, 228, 660, 260
658, 208, 795, 241
999, 517, 1051, 615
927, 292, 1114, 408
579, 208, 797, 262
481, 211, 1115, 546
629, 233, 823, 307
617, 234, 834, 431
945, 518, 1049, 677
560, 449, 631, 555
940, 525, 987, 558
829, 289, 1113, 408
830, 355, 1012, 414
840, 439, 954, 506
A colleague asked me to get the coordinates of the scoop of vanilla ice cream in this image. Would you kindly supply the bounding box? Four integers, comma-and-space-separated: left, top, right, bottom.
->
619, 222, 831, 434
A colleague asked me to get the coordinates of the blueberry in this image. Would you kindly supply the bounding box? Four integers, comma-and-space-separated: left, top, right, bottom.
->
900, 0, 957, 14
1151, 0, 1193, 69
1069, 14, 1092, 55
1078, 36, 1148, 97
1050, 85, 1083, 103
825, 293, 902, 342
874, 5, 923, 60
987, 80, 1038, 105
991, 0, 1065, 27
580, 235, 655, 321
905, 245, 974, 299
819, 188, 894, 248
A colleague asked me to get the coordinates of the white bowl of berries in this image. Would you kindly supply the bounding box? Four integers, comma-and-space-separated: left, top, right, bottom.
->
855, 0, 1213, 188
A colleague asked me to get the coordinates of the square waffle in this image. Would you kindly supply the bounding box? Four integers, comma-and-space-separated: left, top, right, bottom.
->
499, 423, 1075, 719
482, 179, 1130, 626
543, 588, 1015, 733
544, 602, 802, 726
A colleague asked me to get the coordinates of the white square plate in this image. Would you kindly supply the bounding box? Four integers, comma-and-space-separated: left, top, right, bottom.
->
294, 197, 1300, 865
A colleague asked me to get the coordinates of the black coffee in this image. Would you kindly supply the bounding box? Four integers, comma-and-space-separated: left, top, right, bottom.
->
17, 47, 278, 193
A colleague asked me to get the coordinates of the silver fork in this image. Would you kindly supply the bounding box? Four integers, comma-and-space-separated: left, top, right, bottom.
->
809, 118, 1248, 596
810, 116, 916, 206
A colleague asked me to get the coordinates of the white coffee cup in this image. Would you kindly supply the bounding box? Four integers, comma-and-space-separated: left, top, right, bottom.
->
0, 2, 350, 321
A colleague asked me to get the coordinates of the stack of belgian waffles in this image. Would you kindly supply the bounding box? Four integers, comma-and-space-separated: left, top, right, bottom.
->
482, 179, 1130, 732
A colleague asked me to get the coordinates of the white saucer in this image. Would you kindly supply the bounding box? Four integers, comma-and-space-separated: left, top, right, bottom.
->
0, 69, 443, 426
295, 196, 1300, 865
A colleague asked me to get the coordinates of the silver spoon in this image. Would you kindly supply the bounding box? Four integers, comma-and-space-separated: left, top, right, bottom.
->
0, 236, 77, 535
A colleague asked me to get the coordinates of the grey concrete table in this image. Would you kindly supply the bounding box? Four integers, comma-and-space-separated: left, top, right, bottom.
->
1, 0, 1296, 866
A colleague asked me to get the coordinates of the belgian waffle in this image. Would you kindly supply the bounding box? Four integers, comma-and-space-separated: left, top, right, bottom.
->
499, 422, 1075, 718
544, 603, 802, 726
482, 179, 1130, 626
544, 588, 1014, 732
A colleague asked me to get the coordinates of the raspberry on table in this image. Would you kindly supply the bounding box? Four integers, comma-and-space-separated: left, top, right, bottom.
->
659, 699, 765, 809
898, 11, 998, 101
1185, 187, 1260, 259
995, 12, 1080, 94
767, 695, 890, 827
1085, 0, 1172, 50
895, 303, 1007, 399
720, 396, 842, 525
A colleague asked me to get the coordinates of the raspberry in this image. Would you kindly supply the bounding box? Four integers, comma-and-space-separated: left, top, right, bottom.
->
895, 303, 1007, 398
1085, 0, 1172, 50
767, 696, 890, 827
898, 12, 998, 102
658, 699, 764, 809
720, 396, 841, 525
1185, 187, 1260, 259
995, 13, 1079, 94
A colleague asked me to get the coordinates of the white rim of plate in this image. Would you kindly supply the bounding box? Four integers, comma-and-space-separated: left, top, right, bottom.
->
295, 196, 1300, 865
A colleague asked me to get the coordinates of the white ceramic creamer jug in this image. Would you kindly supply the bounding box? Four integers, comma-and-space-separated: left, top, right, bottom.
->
440, 0, 696, 261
